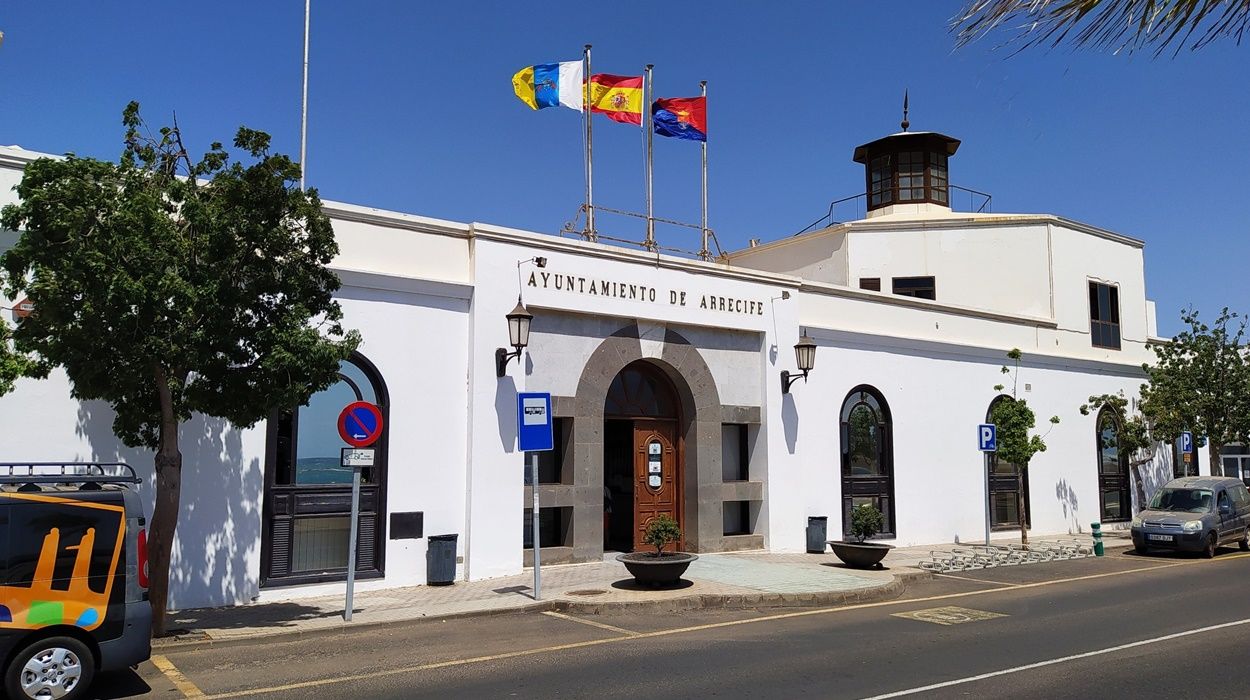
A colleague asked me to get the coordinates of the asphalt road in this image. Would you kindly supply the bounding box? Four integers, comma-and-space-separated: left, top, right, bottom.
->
91, 546, 1250, 699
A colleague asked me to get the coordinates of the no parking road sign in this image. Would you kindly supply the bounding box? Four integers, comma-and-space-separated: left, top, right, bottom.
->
338, 401, 384, 447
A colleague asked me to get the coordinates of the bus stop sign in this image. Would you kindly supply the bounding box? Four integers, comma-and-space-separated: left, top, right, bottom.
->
517, 392, 553, 452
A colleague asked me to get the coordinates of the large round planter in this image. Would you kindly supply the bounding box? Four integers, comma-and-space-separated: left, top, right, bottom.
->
616, 552, 698, 586
827, 541, 894, 569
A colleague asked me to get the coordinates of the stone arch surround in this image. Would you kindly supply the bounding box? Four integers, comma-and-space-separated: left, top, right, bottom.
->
566, 323, 728, 561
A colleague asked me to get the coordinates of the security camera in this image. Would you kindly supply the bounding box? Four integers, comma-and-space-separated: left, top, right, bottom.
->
534, 257, 548, 268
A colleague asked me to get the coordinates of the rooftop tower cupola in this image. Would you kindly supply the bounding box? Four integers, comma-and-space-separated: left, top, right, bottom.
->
852, 94, 960, 219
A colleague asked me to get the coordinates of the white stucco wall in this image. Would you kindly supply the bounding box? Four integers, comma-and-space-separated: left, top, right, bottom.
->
844, 222, 1052, 318
770, 330, 1159, 550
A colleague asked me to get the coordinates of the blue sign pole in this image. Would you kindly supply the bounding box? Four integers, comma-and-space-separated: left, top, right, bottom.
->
978, 424, 997, 546
517, 393, 553, 600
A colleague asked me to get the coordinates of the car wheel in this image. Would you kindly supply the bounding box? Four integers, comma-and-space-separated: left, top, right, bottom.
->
3, 635, 95, 700
1240, 529, 1249, 552
1203, 533, 1218, 559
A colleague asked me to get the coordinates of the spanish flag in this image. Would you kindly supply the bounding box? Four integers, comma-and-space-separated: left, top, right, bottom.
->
588, 74, 644, 126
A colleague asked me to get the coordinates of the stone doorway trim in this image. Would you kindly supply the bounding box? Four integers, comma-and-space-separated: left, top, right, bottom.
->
568, 323, 724, 562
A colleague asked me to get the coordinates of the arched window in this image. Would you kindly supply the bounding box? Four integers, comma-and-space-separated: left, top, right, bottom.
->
604, 362, 678, 419
264, 353, 389, 586
1096, 407, 1131, 522
840, 386, 895, 537
987, 396, 1029, 530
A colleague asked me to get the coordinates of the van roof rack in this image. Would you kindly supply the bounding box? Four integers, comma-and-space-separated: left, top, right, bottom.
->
0, 462, 140, 485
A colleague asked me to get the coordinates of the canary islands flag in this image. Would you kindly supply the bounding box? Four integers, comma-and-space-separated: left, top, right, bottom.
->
588, 74, 644, 125
653, 96, 707, 142
513, 61, 584, 111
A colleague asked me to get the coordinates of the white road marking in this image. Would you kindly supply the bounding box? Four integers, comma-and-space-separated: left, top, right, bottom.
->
542, 610, 639, 636
859, 616, 1250, 699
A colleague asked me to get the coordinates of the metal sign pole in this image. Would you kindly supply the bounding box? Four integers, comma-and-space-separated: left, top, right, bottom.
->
344, 464, 361, 621
984, 452, 991, 548
531, 451, 541, 600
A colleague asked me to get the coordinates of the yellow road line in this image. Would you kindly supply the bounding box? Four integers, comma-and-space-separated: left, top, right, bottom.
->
542, 610, 639, 636
200, 552, 1250, 699
151, 654, 206, 698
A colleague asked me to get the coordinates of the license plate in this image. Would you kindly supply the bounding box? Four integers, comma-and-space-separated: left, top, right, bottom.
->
1147, 534, 1174, 542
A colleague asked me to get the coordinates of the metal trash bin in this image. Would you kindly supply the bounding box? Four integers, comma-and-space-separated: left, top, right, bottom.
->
807, 516, 828, 553
427, 534, 458, 585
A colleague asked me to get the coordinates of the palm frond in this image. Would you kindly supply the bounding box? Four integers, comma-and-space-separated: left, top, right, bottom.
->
953, 0, 1250, 56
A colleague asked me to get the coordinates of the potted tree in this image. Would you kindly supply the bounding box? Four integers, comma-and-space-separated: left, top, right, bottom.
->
616, 514, 699, 586
828, 504, 894, 569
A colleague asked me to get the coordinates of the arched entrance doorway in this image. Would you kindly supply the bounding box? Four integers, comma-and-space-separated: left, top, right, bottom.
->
987, 395, 1030, 530
603, 360, 683, 552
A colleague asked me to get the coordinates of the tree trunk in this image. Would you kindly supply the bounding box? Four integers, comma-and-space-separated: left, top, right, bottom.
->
1017, 466, 1028, 546
149, 369, 183, 637
1210, 439, 1224, 476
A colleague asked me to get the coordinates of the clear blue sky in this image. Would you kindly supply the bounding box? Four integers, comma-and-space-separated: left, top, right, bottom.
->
1, 2, 1246, 336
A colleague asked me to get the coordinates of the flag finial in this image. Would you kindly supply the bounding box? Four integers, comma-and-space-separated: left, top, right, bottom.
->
901, 89, 910, 131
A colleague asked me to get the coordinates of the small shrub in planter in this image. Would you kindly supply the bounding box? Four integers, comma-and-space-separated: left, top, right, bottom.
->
829, 504, 893, 569
850, 503, 885, 543
643, 514, 682, 556
617, 514, 698, 585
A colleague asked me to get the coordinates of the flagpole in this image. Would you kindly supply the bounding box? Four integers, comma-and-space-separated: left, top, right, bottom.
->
583, 44, 595, 241
644, 64, 655, 251
299, 0, 310, 191
699, 80, 710, 260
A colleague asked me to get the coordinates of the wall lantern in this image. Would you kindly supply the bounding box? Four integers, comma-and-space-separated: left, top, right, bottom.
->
781, 333, 817, 394
496, 298, 534, 377
496, 255, 547, 378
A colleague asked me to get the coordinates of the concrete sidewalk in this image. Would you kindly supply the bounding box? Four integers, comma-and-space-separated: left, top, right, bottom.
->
160, 533, 1120, 648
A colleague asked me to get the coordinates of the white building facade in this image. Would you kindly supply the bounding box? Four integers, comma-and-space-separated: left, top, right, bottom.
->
0, 127, 1206, 610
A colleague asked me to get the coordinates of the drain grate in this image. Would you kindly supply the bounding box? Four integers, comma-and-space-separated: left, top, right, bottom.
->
566, 589, 607, 596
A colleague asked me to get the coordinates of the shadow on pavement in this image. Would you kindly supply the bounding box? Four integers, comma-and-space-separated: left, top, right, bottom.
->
609, 578, 695, 591
169, 600, 328, 633
820, 562, 892, 571
85, 669, 151, 699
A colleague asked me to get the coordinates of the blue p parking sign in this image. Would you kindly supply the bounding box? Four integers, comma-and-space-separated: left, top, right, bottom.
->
978, 424, 997, 452
1181, 431, 1193, 454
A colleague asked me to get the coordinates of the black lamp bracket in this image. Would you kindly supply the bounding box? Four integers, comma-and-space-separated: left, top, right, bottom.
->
496, 346, 523, 378
781, 369, 808, 394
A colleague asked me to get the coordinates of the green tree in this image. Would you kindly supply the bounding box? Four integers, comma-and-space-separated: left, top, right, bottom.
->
0, 103, 359, 635
1138, 308, 1250, 474
990, 349, 1060, 545
954, 0, 1250, 55
0, 316, 37, 395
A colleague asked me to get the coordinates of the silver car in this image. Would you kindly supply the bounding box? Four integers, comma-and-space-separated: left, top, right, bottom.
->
1130, 476, 1250, 558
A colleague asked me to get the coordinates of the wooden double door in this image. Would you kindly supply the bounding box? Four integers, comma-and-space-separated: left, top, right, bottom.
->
631, 419, 683, 552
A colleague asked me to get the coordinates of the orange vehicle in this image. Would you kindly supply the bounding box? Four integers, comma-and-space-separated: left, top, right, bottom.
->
2, 463, 151, 700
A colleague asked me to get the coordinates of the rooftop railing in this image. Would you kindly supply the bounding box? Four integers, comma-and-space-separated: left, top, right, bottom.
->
793, 185, 993, 237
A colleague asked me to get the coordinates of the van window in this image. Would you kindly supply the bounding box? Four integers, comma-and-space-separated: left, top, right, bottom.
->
1234, 485, 1250, 508
1219, 491, 1231, 512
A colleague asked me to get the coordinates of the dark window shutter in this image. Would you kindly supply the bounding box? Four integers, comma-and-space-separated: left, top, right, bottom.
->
357, 515, 377, 571
269, 519, 292, 577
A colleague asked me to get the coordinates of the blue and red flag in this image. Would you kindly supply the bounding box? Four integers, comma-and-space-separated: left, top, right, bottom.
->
652, 96, 706, 142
